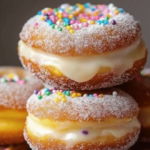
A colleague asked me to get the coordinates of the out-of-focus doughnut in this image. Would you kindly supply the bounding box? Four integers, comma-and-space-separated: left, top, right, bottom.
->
0, 66, 43, 145
18, 3, 147, 90
24, 88, 140, 150
120, 68, 150, 142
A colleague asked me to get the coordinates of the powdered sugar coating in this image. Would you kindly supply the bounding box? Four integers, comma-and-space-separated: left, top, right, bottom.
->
20, 7, 141, 56
27, 88, 139, 121
0, 67, 43, 109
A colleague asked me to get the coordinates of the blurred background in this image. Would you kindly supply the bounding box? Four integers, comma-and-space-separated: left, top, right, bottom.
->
0, 0, 149, 66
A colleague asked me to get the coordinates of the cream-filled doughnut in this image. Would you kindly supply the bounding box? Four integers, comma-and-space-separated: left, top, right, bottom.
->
24, 88, 140, 150
120, 68, 150, 142
18, 3, 147, 90
0, 67, 43, 145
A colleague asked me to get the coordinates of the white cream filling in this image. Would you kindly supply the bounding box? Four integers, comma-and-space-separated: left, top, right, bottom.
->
18, 39, 146, 82
26, 116, 140, 147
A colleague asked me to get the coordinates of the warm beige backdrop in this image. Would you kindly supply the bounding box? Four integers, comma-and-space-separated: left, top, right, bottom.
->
0, 0, 149, 66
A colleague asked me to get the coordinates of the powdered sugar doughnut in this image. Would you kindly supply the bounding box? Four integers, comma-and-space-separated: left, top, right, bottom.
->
18, 3, 147, 90
24, 88, 140, 150
120, 68, 150, 142
0, 66, 43, 145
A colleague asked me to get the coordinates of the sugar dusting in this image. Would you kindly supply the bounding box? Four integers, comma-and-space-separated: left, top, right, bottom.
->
27, 88, 139, 121
0, 73, 43, 109
20, 13, 141, 56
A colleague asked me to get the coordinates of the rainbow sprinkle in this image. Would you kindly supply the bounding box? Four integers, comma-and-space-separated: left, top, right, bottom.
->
0, 73, 27, 85
82, 130, 89, 135
36, 3, 124, 34
34, 88, 108, 102
112, 91, 117, 96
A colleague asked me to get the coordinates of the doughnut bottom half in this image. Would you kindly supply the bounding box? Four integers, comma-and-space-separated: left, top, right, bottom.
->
24, 127, 140, 150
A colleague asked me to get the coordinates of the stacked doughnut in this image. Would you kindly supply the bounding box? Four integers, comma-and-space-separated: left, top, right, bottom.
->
18, 3, 147, 150
0, 67, 43, 145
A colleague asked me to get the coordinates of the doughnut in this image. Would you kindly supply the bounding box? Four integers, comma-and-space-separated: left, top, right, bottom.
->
120, 68, 150, 142
24, 87, 140, 150
18, 3, 147, 90
0, 67, 43, 145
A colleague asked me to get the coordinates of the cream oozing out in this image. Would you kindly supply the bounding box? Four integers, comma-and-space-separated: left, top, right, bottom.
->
26, 115, 140, 148
18, 39, 146, 82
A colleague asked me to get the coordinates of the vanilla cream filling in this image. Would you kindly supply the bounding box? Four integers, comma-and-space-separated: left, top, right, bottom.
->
139, 107, 150, 128
27, 115, 140, 147
18, 39, 146, 82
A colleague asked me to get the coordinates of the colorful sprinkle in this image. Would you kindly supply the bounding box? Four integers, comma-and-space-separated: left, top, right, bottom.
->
51, 24, 55, 29
0, 74, 27, 84
119, 8, 124, 13
47, 20, 54, 25
54, 97, 60, 102
83, 94, 88, 97
71, 93, 77, 98
58, 27, 63, 31
89, 94, 94, 97
18, 80, 25, 85
93, 93, 98, 97
62, 98, 66, 102
8, 74, 15, 79
99, 94, 104, 98
82, 130, 89, 135
34, 90, 39, 95
69, 29, 74, 34
35, 88, 115, 102
111, 19, 117, 25
37, 11, 42, 15
0, 78, 7, 83
66, 91, 70, 96
37, 3, 124, 34
77, 93, 82, 97
34, 22, 38, 27
38, 95, 42, 99
112, 91, 117, 96
103, 20, 108, 25
83, 22, 89, 27
46, 91, 51, 96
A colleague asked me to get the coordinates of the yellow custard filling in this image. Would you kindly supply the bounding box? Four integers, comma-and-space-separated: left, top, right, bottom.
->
0, 109, 27, 132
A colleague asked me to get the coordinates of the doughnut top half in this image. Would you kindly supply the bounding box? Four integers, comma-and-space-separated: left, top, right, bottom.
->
20, 3, 141, 56
27, 88, 139, 122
